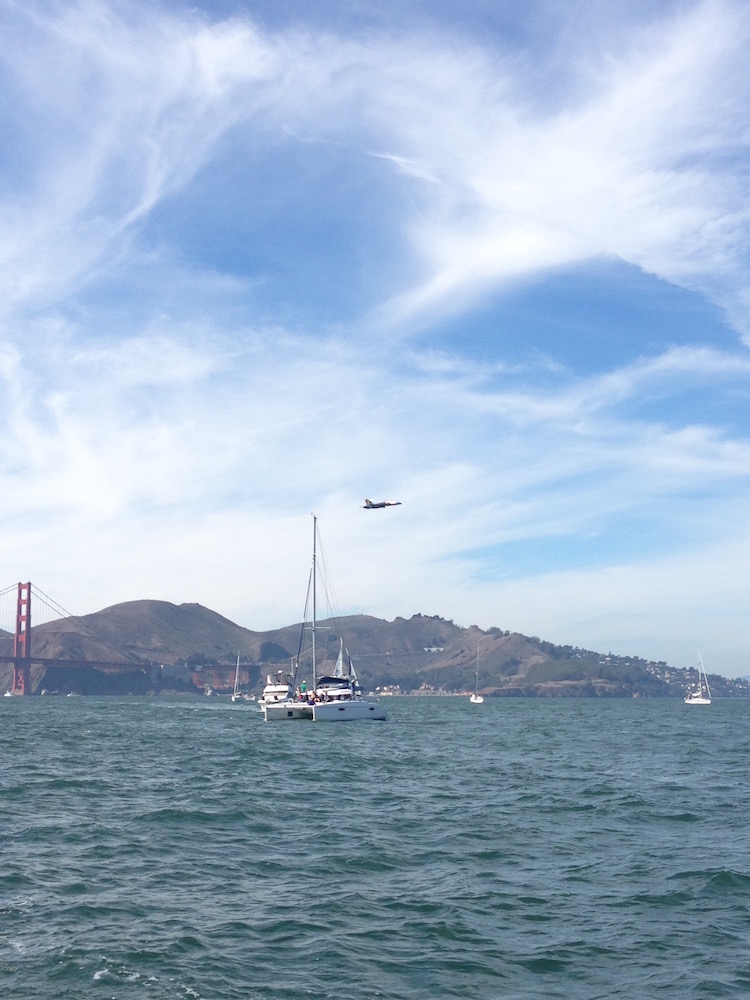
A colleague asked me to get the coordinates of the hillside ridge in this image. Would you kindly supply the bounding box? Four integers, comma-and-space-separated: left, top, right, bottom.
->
1, 600, 746, 698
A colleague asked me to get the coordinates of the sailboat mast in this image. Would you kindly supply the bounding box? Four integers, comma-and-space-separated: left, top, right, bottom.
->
699, 650, 711, 700
312, 514, 318, 689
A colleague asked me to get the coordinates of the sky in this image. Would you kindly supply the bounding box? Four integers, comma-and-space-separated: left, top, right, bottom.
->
1, 0, 750, 675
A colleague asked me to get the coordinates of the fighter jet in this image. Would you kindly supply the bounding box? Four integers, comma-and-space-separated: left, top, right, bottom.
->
363, 499, 402, 509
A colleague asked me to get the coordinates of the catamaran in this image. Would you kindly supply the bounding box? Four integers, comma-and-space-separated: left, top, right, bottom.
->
262, 515, 386, 722
310, 638, 387, 721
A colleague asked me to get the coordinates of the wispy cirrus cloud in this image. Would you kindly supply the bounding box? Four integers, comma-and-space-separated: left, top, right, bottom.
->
0, 3, 284, 312
361, 1, 750, 334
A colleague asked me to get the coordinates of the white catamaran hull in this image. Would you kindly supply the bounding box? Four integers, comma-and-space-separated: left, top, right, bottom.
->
311, 699, 387, 721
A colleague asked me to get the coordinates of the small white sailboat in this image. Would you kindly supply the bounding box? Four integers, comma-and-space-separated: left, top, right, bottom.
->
231, 652, 244, 702
469, 646, 484, 704
232, 650, 252, 702
684, 650, 711, 705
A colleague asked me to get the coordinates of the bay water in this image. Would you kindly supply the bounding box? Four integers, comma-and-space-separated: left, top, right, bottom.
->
2, 695, 750, 999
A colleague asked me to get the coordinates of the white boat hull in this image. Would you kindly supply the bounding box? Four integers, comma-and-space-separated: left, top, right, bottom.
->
263, 701, 312, 721
262, 696, 386, 721
311, 699, 386, 721
684, 651, 712, 704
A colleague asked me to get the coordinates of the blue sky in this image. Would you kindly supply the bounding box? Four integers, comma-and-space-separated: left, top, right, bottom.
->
1, 0, 750, 675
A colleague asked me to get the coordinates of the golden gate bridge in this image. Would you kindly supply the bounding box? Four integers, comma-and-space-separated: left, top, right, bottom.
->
0, 582, 150, 696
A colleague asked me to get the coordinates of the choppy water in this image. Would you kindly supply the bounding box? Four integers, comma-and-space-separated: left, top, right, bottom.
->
2, 695, 750, 999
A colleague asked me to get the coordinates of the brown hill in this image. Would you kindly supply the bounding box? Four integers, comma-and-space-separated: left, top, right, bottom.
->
1, 600, 745, 698
24, 600, 264, 664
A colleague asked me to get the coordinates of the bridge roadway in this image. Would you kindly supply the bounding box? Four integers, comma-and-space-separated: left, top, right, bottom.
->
0, 655, 150, 671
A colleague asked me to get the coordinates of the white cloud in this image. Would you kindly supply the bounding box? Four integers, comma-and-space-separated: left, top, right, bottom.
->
3, 1, 749, 332
0, 3, 285, 315
353, 1, 750, 335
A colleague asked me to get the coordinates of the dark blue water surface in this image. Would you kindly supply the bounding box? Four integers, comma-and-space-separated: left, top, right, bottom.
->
2, 696, 750, 999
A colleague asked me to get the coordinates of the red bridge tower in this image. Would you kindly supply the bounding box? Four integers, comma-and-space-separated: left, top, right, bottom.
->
11, 582, 31, 695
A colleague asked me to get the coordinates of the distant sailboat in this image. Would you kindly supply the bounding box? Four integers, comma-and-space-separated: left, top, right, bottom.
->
231, 652, 242, 702
470, 646, 484, 704
231, 652, 253, 702
684, 650, 711, 705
